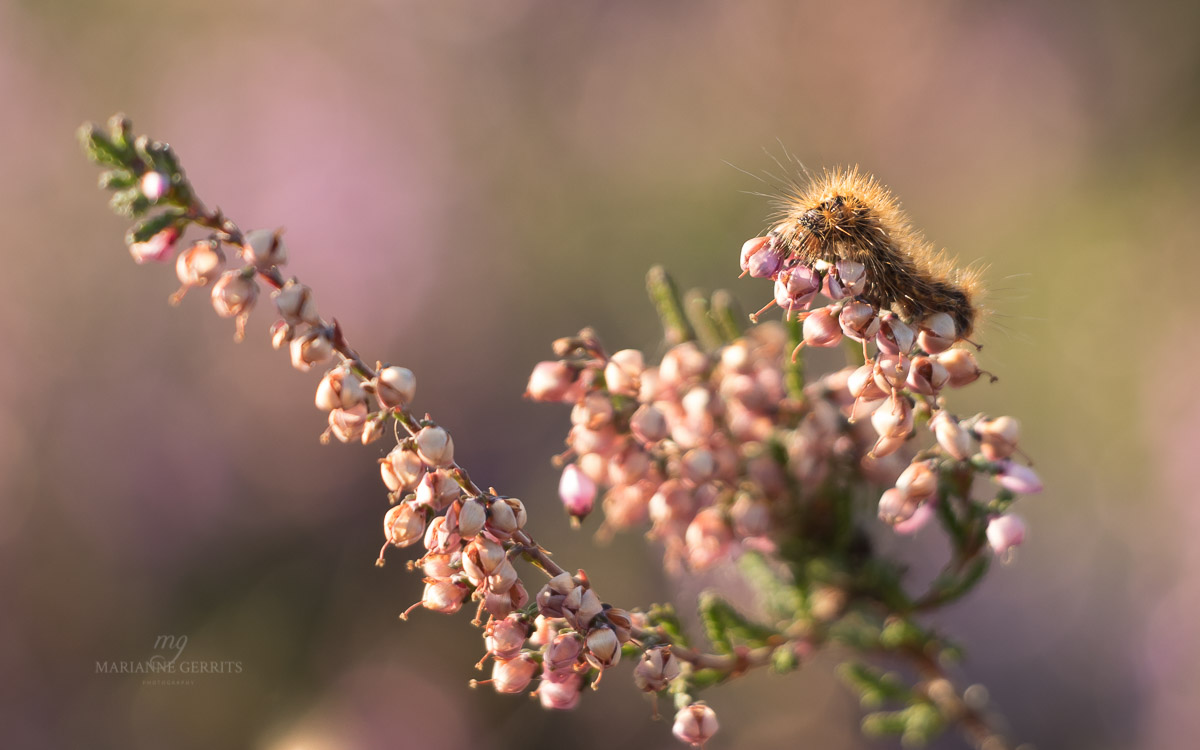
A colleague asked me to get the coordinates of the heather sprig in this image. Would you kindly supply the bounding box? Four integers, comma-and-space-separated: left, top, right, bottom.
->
80, 114, 1041, 749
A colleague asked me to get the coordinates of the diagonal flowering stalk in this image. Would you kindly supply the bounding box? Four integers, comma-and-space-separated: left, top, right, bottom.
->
81, 114, 1040, 749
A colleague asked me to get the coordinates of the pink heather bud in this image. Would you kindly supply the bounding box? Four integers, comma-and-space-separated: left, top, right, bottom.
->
272, 279, 319, 325
873, 353, 911, 391
839, 301, 881, 341
673, 703, 719, 747
871, 392, 914, 440
241, 228, 287, 269
423, 515, 460, 554
484, 582, 529, 619
684, 507, 734, 571
538, 670, 583, 710
211, 269, 258, 320
986, 514, 1026, 556
486, 616, 530, 662
315, 366, 368, 411
877, 315, 916, 355
906, 355, 950, 395
174, 240, 224, 292
559, 463, 597, 521
607, 443, 650, 485
896, 460, 938, 501
571, 391, 615, 429
936, 348, 982, 387
576, 452, 607, 484
529, 616, 556, 648
605, 349, 645, 396
633, 646, 681, 692
584, 626, 621, 669
660, 342, 709, 386
461, 537, 506, 584
536, 573, 575, 618
568, 425, 617, 456
878, 487, 917, 525
834, 259, 867, 296
739, 236, 767, 271
918, 312, 957, 354
420, 552, 457, 580
491, 654, 538, 694
562, 585, 604, 632
140, 170, 169, 202
996, 460, 1043, 494
774, 263, 822, 312
680, 448, 717, 486
731, 493, 771, 537
848, 363, 887, 401
741, 236, 784, 278
544, 632, 584, 672
270, 320, 293, 350
802, 306, 843, 347
129, 226, 181, 264
380, 446, 424, 493
870, 435, 907, 459
457, 497, 487, 538
894, 500, 936, 535
525, 361, 578, 402
415, 469, 460, 511
419, 578, 469, 615
374, 365, 416, 410
290, 329, 334, 372
976, 416, 1020, 461
931, 411, 973, 460
327, 403, 369, 443
415, 425, 455, 467
383, 502, 427, 548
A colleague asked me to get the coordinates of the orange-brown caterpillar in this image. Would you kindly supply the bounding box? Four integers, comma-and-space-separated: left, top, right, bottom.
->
769, 168, 982, 337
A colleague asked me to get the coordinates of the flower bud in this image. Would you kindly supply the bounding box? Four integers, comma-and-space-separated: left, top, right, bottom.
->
270, 320, 294, 350
561, 585, 603, 632
559, 463, 597, 521
380, 446, 424, 493
873, 353, 911, 392
839, 301, 881, 341
491, 654, 538, 694
327, 403, 369, 443
584, 626, 620, 669
848, 363, 887, 401
605, 349, 645, 396
484, 581, 529, 619
894, 500, 936, 535
673, 703, 719, 747
571, 391, 615, 429
272, 279, 318, 325
684, 507, 733, 571
174, 240, 224, 294
457, 497, 487, 538
461, 537, 506, 583
878, 487, 917, 525
936, 348, 982, 387
986, 514, 1026, 556
774, 264, 821, 312
290, 329, 334, 372
241, 228, 287, 269
834, 259, 867, 296
315, 366, 367, 411
415, 469, 460, 511
896, 460, 937, 501
631, 403, 669, 444
374, 365, 416, 410
129, 226, 180, 264
487, 558, 519, 594
525, 361, 578, 402
802, 306, 843, 347
415, 425, 455, 467
211, 269, 258, 320
976, 416, 1019, 461
931, 411, 973, 460
634, 646, 682, 692
360, 417, 385, 445
877, 315, 915, 355
487, 496, 527, 539
906, 355, 950, 395
423, 515, 460, 554
486, 615, 529, 662
383, 502, 427, 548
740, 236, 783, 278
419, 578, 468, 615
871, 392, 914, 440
918, 312, 957, 354
140, 170, 168, 202
536, 572, 575, 618
538, 670, 583, 710
544, 632, 584, 672
995, 460, 1043, 494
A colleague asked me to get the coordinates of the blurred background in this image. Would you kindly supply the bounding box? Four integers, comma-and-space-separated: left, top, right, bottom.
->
1, 0, 1198, 748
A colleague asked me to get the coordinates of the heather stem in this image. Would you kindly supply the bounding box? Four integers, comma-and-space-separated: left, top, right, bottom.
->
646, 265, 695, 346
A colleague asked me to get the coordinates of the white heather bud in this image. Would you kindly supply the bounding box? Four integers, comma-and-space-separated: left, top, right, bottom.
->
931, 411, 973, 460
525, 360, 577, 402
584, 626, 620, 669
919, 312, 957, 354
380, 446, 424, 493
906, 355, 950, 395
605, 349, 645, 396
290, 329, 334, 372
877, 315, 916, 355
873, 353, 911, 392
242, 228, 287, 269
937, 348, 983, 388
361, 417, 385, 445
270, 320, 294, 350
630, 403, 669, 444
415, 469, 460, 511
462, 537, 507, 584
562, 586, 603, 632
174, 241, 224, 293
673, 703, 719, 747
383, 502, 427, 548
374, 365, 416, 409
490, 654, 538, 694
458, 497, 487, 538
487, 558, 519, 594
660, 342, 708, 386
211, 270, 258, 319
484, 581, 529, 620
415, 425, 455, 467
140, 170, 168, 202
315, 366, 368, 411
871, 392, 914, 440
571, 391, 615, 429
976, 416, 1020, 461
633, 646, 681, 692
423, 515, 460, 554
986, 514, 1026, 557
327, 403, 369, 443
272, 278, 318, 325
419, 578, 468, 615
486, 497, 520, 539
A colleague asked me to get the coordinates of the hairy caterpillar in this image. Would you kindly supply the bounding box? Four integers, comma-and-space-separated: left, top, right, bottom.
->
761, 168, 983, 338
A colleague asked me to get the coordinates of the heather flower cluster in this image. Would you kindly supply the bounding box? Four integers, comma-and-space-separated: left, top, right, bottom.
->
81, 114, 1040, 750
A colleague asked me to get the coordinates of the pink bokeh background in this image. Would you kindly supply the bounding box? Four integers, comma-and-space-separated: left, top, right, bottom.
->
1, 1, 1198, 748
